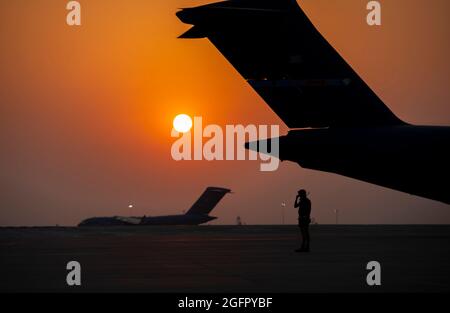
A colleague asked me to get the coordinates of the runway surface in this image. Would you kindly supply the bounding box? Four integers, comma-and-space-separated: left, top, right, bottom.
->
0, 225, 449, 292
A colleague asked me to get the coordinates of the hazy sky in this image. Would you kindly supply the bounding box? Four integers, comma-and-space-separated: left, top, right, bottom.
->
1, 0, 449, 226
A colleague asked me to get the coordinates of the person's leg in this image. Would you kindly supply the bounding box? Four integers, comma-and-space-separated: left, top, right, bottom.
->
295, 225, 303, 252
304, 225, 310, 251
299, 225, 306, 249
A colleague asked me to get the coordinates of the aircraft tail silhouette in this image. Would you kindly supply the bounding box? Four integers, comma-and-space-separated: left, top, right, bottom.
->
186, 187, 231, 216
177, 0, 406, 128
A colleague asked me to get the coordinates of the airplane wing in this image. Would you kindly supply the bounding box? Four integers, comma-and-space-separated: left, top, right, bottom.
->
115, 216, 142, 225
177, 0, 405, 128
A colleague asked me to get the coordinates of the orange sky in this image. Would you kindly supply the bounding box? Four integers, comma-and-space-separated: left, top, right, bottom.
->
1, 0, 449, 226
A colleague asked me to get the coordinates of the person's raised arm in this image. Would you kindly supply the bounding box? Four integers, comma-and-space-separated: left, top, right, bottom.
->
294, 195, 300, 208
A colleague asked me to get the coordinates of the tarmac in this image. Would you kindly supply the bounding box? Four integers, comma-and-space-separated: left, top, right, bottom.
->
0, 225, 449, 292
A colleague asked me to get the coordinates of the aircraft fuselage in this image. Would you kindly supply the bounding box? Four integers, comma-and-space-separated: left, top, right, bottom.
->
276, 125, 450, 204
79, 214, 217, 227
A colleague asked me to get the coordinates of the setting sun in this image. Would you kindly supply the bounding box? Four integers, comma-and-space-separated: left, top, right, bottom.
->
173, 114, 193, 133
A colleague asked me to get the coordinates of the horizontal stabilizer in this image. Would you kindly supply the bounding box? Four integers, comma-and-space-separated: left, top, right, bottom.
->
179, 26, 206, 39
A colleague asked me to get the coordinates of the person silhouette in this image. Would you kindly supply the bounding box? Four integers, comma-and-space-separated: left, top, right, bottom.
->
294, 189, 311, 252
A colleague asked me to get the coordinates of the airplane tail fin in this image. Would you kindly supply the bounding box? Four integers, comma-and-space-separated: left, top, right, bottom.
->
186, 187, 231, 216
177, 0, 406, 128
